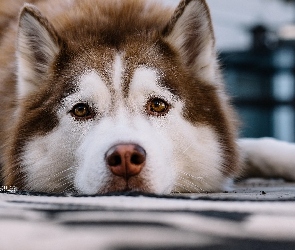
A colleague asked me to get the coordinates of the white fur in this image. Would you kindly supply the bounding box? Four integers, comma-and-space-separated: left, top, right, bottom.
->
112, 54, 124, 93
22, 54, 224, 194
171, 125, 226, 193
239, 138, 295, 180
61, 71, 112, 116
22, 129, 77, 193
129, 67, 177, 111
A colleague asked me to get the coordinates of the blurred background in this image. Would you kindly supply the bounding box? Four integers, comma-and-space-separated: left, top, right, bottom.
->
163, 0, 295, 142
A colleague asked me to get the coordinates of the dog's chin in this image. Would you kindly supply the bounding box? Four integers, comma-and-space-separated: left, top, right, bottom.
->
95, 176, 154, 195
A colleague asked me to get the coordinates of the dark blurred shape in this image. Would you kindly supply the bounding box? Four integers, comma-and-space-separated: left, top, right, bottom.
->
251, 25, 276, 51
220, 24, 295, 141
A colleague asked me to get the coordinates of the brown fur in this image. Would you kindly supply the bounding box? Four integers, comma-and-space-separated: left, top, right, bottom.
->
0, 0, 239, 192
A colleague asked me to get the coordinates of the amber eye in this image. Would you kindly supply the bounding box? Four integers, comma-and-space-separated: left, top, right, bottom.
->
71, 103, 92, 118
146, 98, 170, 116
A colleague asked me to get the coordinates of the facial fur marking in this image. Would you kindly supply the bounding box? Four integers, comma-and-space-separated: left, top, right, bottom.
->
112, 54, 124, 93
129, 67, 178, 113
61, 71, 111, 119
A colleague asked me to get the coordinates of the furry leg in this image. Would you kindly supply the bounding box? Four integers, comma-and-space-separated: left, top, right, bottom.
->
238, 138, 295, 181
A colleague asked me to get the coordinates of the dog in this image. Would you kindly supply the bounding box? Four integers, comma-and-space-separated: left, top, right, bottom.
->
0, 0, 294, 194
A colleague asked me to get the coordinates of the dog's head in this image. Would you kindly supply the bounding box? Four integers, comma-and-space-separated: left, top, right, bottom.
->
4, 0, 239, 194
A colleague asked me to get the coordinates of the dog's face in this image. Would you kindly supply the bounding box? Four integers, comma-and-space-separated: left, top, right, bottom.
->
4, 0, 239, 194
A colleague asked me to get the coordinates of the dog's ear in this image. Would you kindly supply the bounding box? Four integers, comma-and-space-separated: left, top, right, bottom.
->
162, 0, 218, 83
17, 4, 61, 99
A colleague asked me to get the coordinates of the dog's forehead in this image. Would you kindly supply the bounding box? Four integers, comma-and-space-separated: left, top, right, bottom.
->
74, 52, 175, 99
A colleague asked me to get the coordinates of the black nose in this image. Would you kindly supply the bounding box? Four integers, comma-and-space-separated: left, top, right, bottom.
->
105, 144, 146, 180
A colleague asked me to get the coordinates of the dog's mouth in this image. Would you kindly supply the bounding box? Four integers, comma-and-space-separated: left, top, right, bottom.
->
95, 174, 152, 195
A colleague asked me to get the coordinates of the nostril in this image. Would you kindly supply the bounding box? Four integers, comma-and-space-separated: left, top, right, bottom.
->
107, 153, 122, 167
132, 145, 146, 164
131, 152, 146, 165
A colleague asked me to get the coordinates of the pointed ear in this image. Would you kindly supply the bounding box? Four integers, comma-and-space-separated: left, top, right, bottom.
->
162, 0, 218, 83
17, 4, 61, 98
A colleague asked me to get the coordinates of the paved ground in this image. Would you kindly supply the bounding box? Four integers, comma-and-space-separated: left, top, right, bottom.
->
186, 178, 295, 201
1, 178, 295, 250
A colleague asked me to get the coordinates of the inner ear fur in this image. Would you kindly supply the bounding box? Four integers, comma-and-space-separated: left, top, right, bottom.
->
17, 4, 61, 98
162, 0, 218, 83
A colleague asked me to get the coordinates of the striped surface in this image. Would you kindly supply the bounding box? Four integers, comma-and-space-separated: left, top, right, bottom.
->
1, 179, 295, 250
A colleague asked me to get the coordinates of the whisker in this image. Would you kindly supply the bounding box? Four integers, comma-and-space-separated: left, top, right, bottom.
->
178, 170, 207, 182
177, 176, 204, 193
23, 165, 76, 193
172, 182, 193, 193
175, 168, 214, 193
181, 143, 193, 155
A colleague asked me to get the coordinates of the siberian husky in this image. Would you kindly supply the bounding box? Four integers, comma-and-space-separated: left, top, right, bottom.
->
0, 0, 294, 194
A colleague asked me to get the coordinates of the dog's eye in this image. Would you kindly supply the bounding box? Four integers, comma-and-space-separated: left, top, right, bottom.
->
146, 98, 170, 116
71, 103, 92, 119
